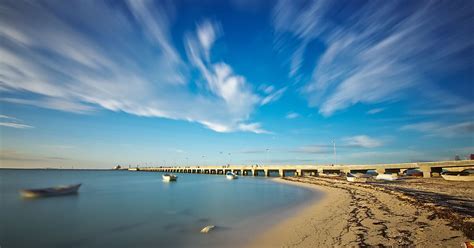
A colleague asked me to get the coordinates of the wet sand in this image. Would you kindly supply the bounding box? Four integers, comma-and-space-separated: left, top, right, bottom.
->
248, 176, 473, 248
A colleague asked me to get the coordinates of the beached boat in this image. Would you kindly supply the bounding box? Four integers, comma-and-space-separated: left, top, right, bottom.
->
346, 173, 369, 182
375, 173, 399, 181
346, 176, 368, 183
441, 169, 474, 182
226, 172, 238, 180
162, 174, 177, 182
321, 173, 341, 177
351, 173, 372, 178
20, 183, 81, 198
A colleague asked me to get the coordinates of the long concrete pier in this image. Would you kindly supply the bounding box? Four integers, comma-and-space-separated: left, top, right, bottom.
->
136, 160, 474, 178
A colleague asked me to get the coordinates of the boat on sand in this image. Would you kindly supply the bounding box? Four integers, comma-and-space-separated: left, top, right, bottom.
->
346, 173, 369, 183
20, 183, 81, 198
320, 173, 341, 177
441, 169, 474, 182
162, 174, 177, 182
375, 173, 399, 181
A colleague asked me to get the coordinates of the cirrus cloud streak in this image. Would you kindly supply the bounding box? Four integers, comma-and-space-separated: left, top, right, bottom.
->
0, 0, 271, 134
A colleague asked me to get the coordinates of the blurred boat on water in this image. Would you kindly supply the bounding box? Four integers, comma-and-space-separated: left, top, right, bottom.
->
162, 174, 177, 182
20, 184, 81, 198
226, 172, 238, 180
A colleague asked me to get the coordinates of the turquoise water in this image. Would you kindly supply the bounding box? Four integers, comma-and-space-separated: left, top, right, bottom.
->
0, 169, 319, 248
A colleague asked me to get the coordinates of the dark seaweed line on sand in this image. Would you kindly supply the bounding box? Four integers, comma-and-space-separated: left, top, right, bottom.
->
283, 177, 474, 240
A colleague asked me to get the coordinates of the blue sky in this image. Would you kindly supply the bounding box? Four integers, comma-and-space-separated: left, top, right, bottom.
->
0, 0, 472, 169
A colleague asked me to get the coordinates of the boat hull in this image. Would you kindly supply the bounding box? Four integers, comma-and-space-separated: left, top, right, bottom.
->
225, 172, 238, 179
162, 174, 177, 182
21, 184, 81, 198
375, 174, 399, 181
347, 177, 368, 183
441, 174, 474, 182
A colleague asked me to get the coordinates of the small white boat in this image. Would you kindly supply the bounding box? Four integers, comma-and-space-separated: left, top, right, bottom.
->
226, 172, 238, 180
376, 173, 399, 181
441, 169, 474, 182
162, 174, 177, 182
200, 225, 215, 233
351, 173, 372, 178
346, 173, 369, 183
20, 184, 81, 198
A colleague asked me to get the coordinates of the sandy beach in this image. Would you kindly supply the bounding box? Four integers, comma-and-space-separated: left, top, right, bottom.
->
249, 176, 474, 248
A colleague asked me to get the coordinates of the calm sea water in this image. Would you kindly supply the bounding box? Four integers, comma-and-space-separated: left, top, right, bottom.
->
0, 169, 319, 248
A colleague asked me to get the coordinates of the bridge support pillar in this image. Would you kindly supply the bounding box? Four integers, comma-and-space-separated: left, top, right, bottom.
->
376, 168, 385, 175
420, 166, 432, 178
279, 169, 284, 177
264, 169, 269, 177
295, 169, 302, 177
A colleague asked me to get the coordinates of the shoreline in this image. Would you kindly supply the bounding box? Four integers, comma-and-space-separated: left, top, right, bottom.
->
248, 176, 473, 248
247, 178, 350, 248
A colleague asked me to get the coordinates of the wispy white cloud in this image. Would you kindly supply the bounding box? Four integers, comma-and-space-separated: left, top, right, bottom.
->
367, 108, 384, 115
0, 114, 18, 120
257, 85, 287, 106
0, 114, 33, 129
293, 145, 331, 154
184, 20, 268, 133
237, 122, 271, 134
260, 85, 275, 95
2, 98, 95, 114
0, 1, 269, 134
0, 122, 33, 129
273, 0, 473, 117
401, 121, 474, 138
285, 112, 299, 119
273, 0, 328, 77
196, 20, 221, 61
260, 87, 286, 105
0, 149, 67, 162
125, 0, 182, 73
411, 103, 474, 116
343, 135, 383, 148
